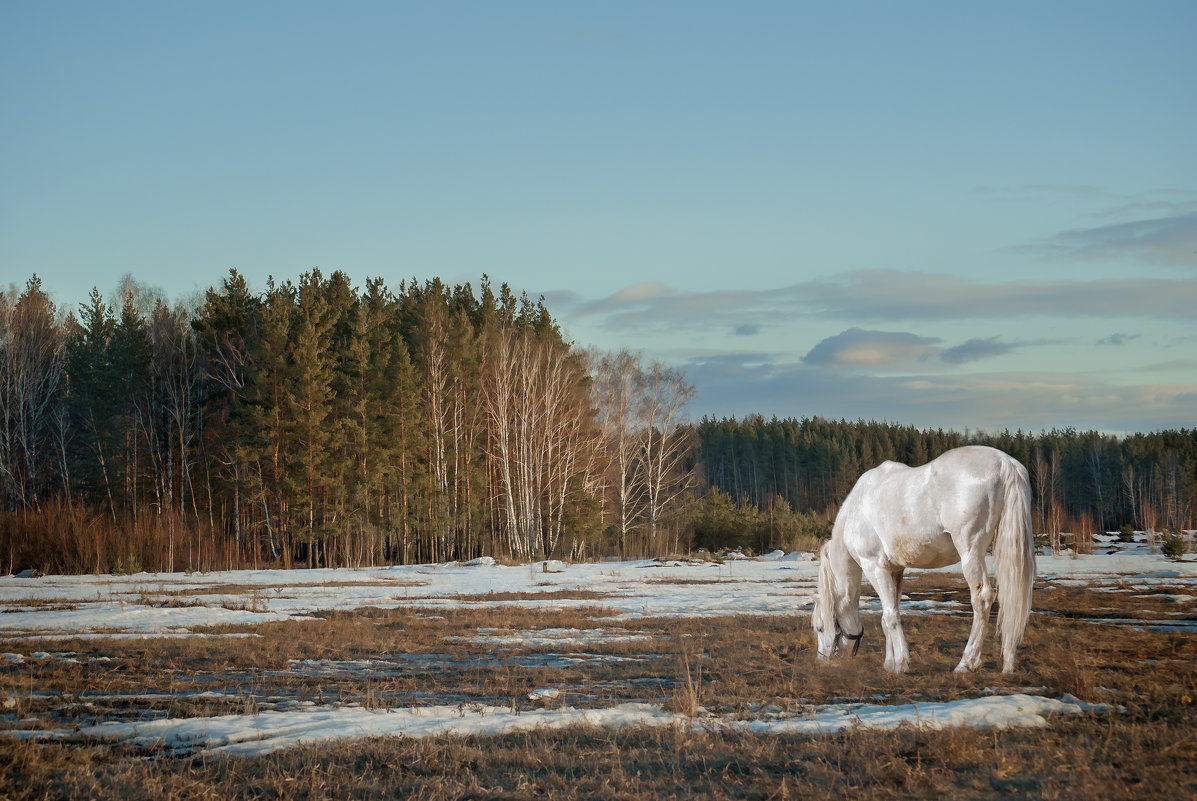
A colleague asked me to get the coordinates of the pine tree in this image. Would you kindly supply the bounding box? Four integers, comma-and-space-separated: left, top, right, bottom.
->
65, 289, 118, 514
109, 292, 153, 517
283, 270, 337, 566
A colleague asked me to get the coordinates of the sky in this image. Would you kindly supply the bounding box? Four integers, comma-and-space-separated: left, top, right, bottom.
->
2, 1, 1194, 435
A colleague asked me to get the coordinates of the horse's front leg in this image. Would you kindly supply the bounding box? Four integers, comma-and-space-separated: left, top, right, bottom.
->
866, 565, 909, 673
955, 551, 995, 672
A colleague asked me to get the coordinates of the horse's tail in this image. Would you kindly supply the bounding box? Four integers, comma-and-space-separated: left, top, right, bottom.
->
994, 455, 1036, 672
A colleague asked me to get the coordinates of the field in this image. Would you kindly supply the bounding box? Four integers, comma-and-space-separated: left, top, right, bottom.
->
2, 540, 1196, 800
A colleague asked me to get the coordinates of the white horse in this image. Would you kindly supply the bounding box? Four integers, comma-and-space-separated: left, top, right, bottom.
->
812, 445, 1035, 673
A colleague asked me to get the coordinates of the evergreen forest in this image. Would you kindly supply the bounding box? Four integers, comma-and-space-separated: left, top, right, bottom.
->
1, 272, 1194, 574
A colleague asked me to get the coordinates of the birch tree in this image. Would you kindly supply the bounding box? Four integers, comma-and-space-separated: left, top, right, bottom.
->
483, 310, 600, 561
589, 349, 646, 557
637, 361, 697, 552
0, 278, 68, 509
590, 350, 697, 556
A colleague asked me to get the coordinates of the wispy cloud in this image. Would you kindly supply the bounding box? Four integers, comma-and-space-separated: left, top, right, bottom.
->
940, 337, 1016, 365
1088, 194, 1197, 222
1097, 333, 1139, 347
551, 271, 1197, 335
1031, 211, 1197, 267
568, 283, 761, 329
1127, 358, 1197, 373
795, 270, 1197, 320
733, 323, 760, 336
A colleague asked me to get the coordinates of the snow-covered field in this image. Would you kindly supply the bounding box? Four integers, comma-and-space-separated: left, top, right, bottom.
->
2, 538, 1194, 757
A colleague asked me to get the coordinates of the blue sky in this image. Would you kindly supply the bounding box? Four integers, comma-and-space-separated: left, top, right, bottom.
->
3, 1, 1194, 434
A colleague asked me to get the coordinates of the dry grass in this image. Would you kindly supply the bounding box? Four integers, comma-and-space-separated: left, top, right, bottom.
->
4, 715, 1195, 800
2, 573, 1196, 800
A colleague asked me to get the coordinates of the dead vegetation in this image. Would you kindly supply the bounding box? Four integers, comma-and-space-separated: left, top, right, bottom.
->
2, 573, 1196, 800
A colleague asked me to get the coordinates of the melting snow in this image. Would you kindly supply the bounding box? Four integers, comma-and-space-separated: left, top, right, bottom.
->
8, 694, 1110, 758
2, 546, 1192, 640
1, 546, 1191, 754
450, 627, 653, 648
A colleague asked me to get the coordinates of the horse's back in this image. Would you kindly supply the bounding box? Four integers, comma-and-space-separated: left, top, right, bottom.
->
925, 445, 1017, 478
843, 446, 1015, 569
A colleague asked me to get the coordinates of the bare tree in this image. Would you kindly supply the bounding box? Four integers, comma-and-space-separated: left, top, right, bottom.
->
1032, 444, 1050, 534
590, 351, 697, 557
484, 327, 600, 561
590, 350, 646, 558
637, 361, 697, 553
0, 278, 68, 509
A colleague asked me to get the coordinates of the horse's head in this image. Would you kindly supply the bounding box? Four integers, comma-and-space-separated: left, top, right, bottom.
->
812, 541, 862, 661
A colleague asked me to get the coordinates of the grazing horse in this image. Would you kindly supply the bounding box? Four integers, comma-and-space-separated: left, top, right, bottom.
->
812, 445, 1035, 673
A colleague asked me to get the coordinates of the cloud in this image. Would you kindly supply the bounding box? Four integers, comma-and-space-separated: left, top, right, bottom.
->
539, 288, 586, 311
1034, 211, 1197, 267
1130, 358, 1197, 373
554, 272, 1197, 340
683, 351, 1197, 434
575, 281, 676, 316
570, 283, 764, 329
802, 328, 941, 368
940, 337, 1015, 365
1089, 194, 1197, 222
793, 270, 1197, 321
799, 331, 1047, 369
543, 272, 1194, 433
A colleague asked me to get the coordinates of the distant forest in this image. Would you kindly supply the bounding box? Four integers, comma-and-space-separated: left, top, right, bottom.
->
1, 272, 1194, 574
698, 416, 1196, 543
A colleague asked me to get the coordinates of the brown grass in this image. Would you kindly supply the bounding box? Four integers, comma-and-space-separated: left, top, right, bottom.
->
4, 715, 1196, 800
2, 573, 1196, 799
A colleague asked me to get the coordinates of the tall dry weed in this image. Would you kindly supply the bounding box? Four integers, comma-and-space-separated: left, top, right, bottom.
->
0, 500, 233, 575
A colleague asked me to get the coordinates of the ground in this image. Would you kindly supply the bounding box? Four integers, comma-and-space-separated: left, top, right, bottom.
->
1, 539, 1195, 799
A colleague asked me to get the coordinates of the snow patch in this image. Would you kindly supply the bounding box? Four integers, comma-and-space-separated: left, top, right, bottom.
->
449, 627, 652, 648
6, 694, 1110, 758
0, 549, 1191, 638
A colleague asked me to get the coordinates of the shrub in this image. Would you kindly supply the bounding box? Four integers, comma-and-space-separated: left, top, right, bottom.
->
690, 491, 830, 554
1118, 523, 1135, 543
691, 489, 758, 552
1161, 531, 1187, 561
112, 556, 142, 575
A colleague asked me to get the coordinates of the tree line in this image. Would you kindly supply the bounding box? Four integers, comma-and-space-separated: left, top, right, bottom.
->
697, 416, 1197, 539
0, 273, 694, 573
2, 272, 1193, 574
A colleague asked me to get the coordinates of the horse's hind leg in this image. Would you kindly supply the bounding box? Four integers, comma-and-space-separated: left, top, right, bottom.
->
866, 564, 909, 673
955, 551, 995, 672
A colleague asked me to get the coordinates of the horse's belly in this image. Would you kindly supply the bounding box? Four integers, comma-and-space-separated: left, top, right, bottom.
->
888, 530, 959, 569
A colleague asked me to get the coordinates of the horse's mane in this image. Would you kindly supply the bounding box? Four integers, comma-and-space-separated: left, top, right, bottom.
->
815, 541, 837, 627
